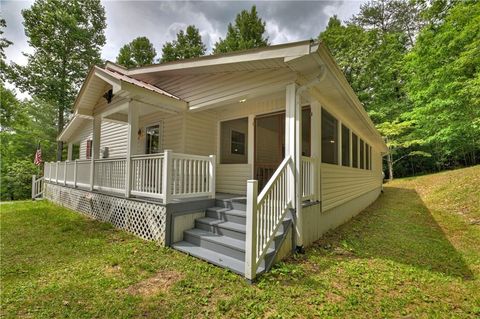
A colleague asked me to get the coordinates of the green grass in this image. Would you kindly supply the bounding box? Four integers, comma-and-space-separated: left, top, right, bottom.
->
1, 166, 479, 318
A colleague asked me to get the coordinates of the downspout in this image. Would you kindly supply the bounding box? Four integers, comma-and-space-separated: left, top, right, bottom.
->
293, 68, 326, 253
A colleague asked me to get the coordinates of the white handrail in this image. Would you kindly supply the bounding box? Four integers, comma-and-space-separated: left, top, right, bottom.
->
245, 156, 293, 280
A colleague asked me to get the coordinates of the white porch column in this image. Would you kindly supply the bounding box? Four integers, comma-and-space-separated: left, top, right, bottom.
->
311, 100, 322, 202
125, 100, 139, 197
90, 116, 101, 191
67, 143, 73, 161
285, 83, 303, 249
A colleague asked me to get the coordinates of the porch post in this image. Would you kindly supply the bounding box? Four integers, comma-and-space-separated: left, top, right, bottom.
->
125, 100, 138, 198
311, 100, 322, 202
162, 150, 172, 203
90, 116, 101, 191
285, 83, 304, 249
245, 179, 258, 281
67, 143, 73, 161
209, 154, 216, 198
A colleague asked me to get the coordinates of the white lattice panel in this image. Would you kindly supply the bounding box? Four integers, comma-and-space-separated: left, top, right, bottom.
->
44, 183, 167, 245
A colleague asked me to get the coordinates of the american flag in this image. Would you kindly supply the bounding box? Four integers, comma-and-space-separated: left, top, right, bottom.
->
34, 145, 42, 166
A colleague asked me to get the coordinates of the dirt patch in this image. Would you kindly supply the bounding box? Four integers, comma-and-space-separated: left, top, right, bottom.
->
126, 270, 183, 297
105, 264, 122, 275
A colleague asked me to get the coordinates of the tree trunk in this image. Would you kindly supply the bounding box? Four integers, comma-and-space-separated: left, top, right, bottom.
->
56, 103, 64, 161
388, 152, 393, 181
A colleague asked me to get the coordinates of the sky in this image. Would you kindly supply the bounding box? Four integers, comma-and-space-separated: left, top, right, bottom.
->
1, 0, 367, 97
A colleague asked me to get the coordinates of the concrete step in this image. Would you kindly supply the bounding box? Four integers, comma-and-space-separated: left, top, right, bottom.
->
206, 207, 246, 225
196, 217, 246, 240
172, 241, 249, 276
215, 198, 246, 211
183, 228, 247, 261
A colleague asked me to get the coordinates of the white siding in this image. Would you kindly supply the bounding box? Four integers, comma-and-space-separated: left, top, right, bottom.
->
100, 121, 128, 158
216, 164, 251, 195
303, 187, 381, 247
72, 120, 127, 159
320, 148, 382, 211
184, 111, 217, 156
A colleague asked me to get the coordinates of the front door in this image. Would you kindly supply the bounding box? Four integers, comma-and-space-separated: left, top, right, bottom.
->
254, 108, 311, 190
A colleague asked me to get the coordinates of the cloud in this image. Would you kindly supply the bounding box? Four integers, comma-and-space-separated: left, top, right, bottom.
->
2, 0, 366, 66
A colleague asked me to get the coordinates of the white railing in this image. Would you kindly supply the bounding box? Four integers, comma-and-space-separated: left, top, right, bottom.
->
31, 175, 44, 199
171, 152, 215, 200
131, 154, 164, 198
57, 161, 65, 184
245, 156, 293, 280
65, 161, 75, 186
43, 150, 215, 203
301, 156, 318, 201
76, 160, 92, 188
94, 158, 126, 193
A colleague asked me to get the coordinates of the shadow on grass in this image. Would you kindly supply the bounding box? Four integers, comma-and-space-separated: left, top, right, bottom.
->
311, 186, 474, 280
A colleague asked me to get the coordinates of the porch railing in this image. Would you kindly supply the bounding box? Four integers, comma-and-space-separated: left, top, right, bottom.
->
31, 175, 44, 199
245, 156, 293, 280
301, 156, 319, 201
43, 150, 215, 203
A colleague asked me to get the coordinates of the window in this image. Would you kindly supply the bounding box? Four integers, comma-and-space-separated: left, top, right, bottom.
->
220, 117, 248, 164
352, 133, 358, 168
231, 130, 245, 155
86, 139, 92, 159
145, 124, 161, 154
360, 139, 365, 169
365, 143, 370, 169
302, 108, 311, 157
321, 109, 338, 164
341, 124, 350, 166
369, 146, 373, 170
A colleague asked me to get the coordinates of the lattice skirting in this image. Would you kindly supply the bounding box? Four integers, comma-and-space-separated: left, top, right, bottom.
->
44, 183, 167, 245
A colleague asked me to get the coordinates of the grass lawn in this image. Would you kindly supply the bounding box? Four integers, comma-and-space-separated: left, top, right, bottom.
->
1, 166, 479, 318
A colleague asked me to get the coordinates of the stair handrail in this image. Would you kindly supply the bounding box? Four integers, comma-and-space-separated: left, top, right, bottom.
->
245, 156, 293, 280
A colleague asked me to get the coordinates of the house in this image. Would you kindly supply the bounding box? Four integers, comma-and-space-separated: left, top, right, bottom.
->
33, 40, 388, 281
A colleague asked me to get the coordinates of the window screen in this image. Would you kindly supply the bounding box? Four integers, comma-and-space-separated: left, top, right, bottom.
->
360, 139, 365, 169
231, 130, 245, 155
321, 109, 338, 164
86, 140, 92, 159
365, 144, 370, 169
352, 133, 358, 168
341, 124, 350, 166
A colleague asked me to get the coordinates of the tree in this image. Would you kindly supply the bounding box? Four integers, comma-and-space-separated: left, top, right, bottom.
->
213, 5, 269, 54
10, 0, 106, 160
0, 87, 57, 200
161, 25, 206, 63
404, 0, 480, 168
0, 18, 13, 83
116, 36, 157, 68
351, 0, 425, 47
